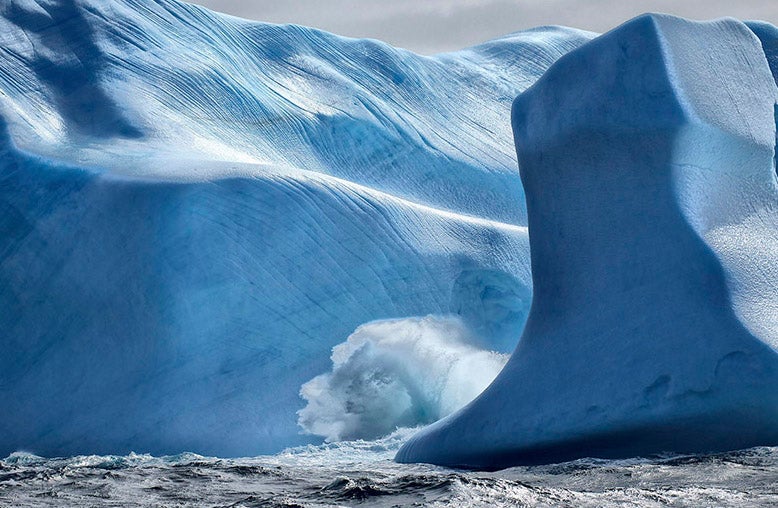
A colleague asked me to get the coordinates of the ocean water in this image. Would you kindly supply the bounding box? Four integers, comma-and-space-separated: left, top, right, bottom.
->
2, 429, 777, 507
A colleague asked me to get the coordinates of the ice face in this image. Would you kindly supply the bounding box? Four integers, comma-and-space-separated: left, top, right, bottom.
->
397, 14, 778, 469
0, 0, 595, 457
0, 0, 594, 225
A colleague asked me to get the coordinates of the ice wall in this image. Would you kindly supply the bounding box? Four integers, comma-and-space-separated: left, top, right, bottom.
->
397, 14, 778, 469
0, 0, 593, 456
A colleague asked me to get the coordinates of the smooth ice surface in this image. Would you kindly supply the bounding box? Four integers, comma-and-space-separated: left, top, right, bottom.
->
397, 14, 778, 469
0, 0, 595, 457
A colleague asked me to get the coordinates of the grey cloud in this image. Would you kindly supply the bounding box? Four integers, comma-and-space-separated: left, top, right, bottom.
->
189, 0, 778, 53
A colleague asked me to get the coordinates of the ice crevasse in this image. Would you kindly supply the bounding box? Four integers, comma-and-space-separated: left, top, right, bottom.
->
397, 14, 778, 468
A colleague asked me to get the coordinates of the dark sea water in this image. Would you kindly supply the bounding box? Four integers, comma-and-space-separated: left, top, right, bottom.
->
2, 430, 777, 507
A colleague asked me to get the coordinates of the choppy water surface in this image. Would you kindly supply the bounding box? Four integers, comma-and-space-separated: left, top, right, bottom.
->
2, 430, 777, 507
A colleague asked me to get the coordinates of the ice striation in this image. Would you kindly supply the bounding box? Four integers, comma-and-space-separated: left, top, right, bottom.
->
5, 0, 778, 466
397, 14, 778, 469
0, 0, 595, 457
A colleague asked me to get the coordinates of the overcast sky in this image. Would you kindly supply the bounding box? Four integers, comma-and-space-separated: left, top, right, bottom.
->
189, 0, 778, 54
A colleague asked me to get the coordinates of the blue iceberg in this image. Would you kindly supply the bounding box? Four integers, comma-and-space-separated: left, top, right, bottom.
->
0, 0, 593, 457
397, 14, 778, 468
4, 0, 778, 466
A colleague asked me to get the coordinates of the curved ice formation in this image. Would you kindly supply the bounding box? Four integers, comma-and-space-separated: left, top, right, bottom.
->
397, 14, 778, 469
0, 0, 596, 457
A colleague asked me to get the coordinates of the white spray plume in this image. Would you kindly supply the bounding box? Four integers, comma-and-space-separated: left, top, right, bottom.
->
298, 315, 508, 441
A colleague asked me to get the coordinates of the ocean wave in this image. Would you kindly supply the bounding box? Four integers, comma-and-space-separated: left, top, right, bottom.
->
297, 315, 508, 441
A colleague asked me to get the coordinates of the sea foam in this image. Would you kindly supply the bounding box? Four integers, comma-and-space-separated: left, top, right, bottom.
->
298, 315, 507, 441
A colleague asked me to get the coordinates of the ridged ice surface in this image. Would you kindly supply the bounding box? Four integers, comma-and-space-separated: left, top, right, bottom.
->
0, 0, 595, 457
0, 0, 593, 224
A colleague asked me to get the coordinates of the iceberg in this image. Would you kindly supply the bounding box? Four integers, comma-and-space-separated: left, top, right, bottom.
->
397, 14, 778, 469
6, 0, 778, 465
0, 0, 594, 457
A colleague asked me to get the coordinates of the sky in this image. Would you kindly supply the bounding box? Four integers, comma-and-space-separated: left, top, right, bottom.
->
189, 0, 778, 54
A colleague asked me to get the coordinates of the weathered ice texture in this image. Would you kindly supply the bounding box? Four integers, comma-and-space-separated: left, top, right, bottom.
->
0, 0, 595, 456
397, 14, 778, 469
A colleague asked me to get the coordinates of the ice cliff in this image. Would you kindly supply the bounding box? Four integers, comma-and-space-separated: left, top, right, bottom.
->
397, 14, 778, 469
0, 0, 594, 457
5, 0, 778, 465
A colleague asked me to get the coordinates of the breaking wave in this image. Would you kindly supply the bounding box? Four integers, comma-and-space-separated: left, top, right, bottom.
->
297, 315, 508, 441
